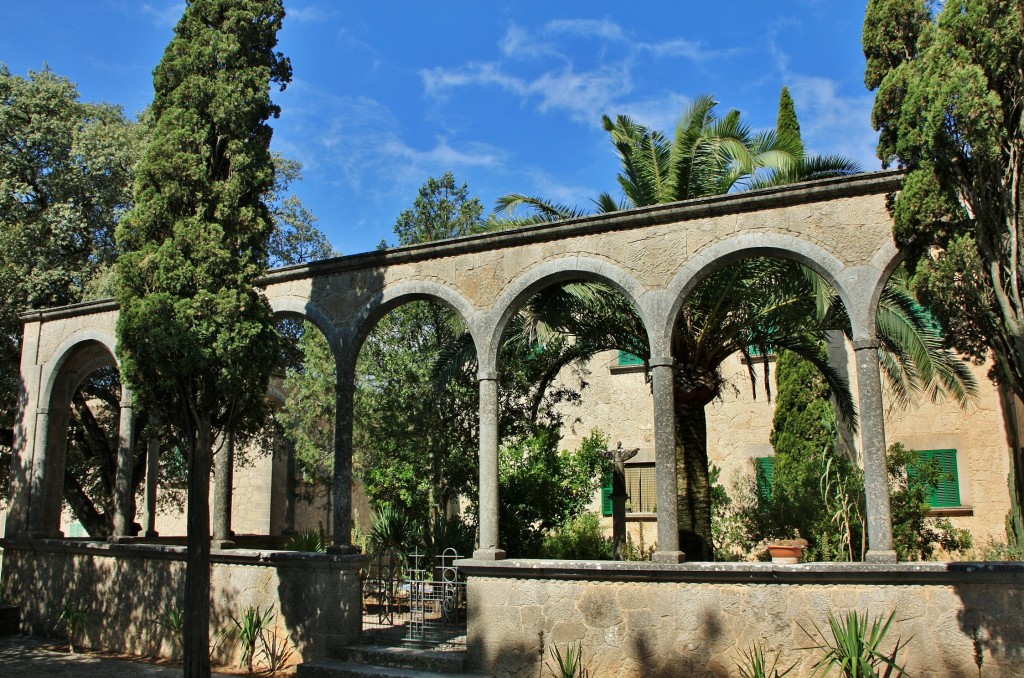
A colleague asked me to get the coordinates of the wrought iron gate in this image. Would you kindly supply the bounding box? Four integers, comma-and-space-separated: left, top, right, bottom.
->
362, 547, 466, 651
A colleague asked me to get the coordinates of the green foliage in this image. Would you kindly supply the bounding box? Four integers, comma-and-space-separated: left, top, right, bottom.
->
887, 442, 972, 560
621, 523, 657, 562
499, 429, 610, 557
864, 0, 1024, 537
228, 605, 275, 674
286, 527, 326, 553
113, 2, 291, 672
392, 172, 485, 246
736, 642, 796, 678
776, 86, 803, 155
540, 511, 615, 560
547, 641, 591, 678
803, 609, 911, 677
54, 598, 88, 654
368, 505, 420, 555
151, 603, 186, 654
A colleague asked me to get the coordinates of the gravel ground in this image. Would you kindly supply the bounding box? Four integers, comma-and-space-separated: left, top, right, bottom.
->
0, 635, 182, 677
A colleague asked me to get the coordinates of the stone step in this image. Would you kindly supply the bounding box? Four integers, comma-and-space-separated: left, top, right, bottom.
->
332, 644, 469, 674
297, 657, 488, 678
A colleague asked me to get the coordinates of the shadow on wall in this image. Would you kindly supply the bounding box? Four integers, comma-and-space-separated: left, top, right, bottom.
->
953, 564, 1024, 674
1, 543, 185, 659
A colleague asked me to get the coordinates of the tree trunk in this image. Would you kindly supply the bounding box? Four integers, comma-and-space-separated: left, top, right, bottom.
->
184, 416, 212, 678
62, 472, 110, 538
675, 399, 713, 560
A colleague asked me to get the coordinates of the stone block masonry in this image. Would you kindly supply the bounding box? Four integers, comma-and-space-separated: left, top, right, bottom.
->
0, 539, 367, 668
461, 559, 1024, 677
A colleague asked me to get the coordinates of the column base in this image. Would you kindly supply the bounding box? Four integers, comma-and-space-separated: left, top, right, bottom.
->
651, 550, 686, 563
29, 531, 63, 540
211, 539, 236, 550
107, 535, 138, 544
472, 548, 506, 561
327, 544, 361, 555
144, 530, 159, 538
865, 549, 898, 563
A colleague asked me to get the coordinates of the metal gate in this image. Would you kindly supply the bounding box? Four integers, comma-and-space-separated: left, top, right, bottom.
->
362, 547, 466, 651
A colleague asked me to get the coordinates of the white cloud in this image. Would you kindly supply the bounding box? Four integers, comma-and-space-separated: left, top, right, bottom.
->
424, 19, 740, 126
138, 1, 184, 27
789, 75, 881, 170
286, 4, 335, 23
611, 92, 693, 133
279, 83, 508, 195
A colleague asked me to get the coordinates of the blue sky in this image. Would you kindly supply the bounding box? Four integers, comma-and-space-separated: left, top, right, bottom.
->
2, 2, 881, 256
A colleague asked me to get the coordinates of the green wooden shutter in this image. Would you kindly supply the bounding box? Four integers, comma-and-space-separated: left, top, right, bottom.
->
618, 351, 644, 366
918, 449, 960, 508
601, 474, 613, 516
755, 457, 774, 502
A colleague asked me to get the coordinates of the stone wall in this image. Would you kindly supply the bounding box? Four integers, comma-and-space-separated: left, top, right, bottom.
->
0, 539, 366, 668
463, 560, 1024, 677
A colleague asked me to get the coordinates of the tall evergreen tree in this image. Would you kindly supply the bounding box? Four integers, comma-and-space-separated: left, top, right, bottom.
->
114, 2, 290, 675
776, 85, 803, 155
864, 0, 1024, 545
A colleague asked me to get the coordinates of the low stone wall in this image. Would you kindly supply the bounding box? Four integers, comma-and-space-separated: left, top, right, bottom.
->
0, 539, 366, 668
462, 559, 1024, 677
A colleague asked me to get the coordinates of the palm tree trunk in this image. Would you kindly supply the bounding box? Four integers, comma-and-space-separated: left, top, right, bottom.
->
184, 416, 212, 677
675, 399, 714, 560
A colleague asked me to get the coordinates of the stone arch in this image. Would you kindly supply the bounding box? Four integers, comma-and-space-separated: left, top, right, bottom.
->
343, 280, 482, 374
34, 332, 123, 536
658, 233, 867, 353
269, 295, 343, 364
483, 257, 652, 371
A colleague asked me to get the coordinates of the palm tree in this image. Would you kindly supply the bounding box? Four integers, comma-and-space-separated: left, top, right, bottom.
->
485, 94, 975, 560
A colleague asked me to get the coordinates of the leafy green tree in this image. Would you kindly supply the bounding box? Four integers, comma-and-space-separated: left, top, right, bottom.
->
392, 171, 487, 246
776, 86, 803, 153
498, 428, 609, 557
0, 65, 140, 484
864, 0, 1024, 546
114, 2, 290, 675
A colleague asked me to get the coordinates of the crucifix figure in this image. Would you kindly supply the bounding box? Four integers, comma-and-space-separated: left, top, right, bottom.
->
601, 441, 639, 560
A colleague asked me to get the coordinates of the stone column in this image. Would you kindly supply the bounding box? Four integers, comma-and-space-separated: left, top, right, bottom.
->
142, 417, 160, 537
650, 357, 684, 562
212, 431, 235, 548
329, 378, 357, 553
853, 339, 897, 563
111, 390, 136, 540
283, 436, 297, 535
475, 371, 505, 560
27, 407, 51, 537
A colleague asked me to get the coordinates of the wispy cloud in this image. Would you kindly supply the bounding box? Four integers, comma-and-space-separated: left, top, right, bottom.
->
286, 4, 335, 24
789, 75, 880, 170
423, 19, 739, 126
138, 1, 184, 27
280, 83, 508, 195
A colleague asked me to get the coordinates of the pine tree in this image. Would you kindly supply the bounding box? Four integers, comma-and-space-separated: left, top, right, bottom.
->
114, 2, 291, 675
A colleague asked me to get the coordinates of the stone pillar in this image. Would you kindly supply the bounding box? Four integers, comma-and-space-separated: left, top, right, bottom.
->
650, 357, 684, 562
329, 378, 357, 553
283, 436, 297, 535
142, 417, 160, 537
212, 431, 235, 548
111, 390, 136, 540
475, 371, 505, 560
27, 407, 52, 537
853, 339, 897, 563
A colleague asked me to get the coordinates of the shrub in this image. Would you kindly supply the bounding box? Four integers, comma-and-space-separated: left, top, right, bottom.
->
540, 512, 614, 560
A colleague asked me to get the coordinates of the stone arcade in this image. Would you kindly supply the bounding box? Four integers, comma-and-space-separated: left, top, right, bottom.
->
3, 171, 1023, 676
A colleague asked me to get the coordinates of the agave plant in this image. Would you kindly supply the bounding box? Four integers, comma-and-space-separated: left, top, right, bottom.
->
736, 641, 796, 678
802, 609, 911, 677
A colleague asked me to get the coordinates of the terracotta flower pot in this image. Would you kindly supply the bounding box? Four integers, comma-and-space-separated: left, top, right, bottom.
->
767, 543, 805, 564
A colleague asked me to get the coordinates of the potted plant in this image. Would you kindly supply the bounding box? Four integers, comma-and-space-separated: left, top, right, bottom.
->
766, 537, 808, 564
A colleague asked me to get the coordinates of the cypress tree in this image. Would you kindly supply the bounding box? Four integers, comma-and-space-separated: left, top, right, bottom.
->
114, 2, 290, 675
776, 85, 804, 155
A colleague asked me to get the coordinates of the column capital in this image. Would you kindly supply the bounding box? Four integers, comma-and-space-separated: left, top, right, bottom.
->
478, 370, 499, 382
648, 356, 675, 368
851, 338, 880, 351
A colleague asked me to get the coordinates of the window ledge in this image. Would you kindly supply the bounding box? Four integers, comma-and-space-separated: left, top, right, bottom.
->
610, 364, 646, 375
926, 506, 973, 518
625, 512, 657, 521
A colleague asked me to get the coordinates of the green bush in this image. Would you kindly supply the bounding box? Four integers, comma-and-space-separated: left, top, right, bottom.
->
540, 512, 614, 560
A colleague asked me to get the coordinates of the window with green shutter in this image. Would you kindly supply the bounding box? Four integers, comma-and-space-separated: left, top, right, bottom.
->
625, 463, 657, 513
601, 474, 613, 516
618, 350, 644, 366
755, 456, 775, 502
912, 449, 961, 508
